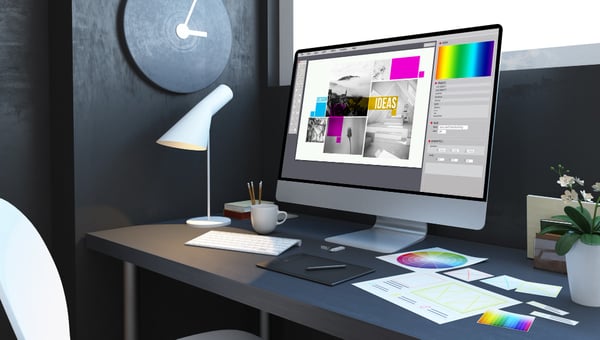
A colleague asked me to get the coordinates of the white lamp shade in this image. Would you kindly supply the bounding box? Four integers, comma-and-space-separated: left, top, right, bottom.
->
157, 84, 233, 151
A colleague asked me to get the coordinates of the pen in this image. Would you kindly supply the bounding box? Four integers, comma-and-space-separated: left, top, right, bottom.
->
305, 264, 347, 271
258, 180, 262, 204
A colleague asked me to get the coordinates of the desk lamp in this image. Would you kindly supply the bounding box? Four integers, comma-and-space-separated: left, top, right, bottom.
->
157, 84, 233, 227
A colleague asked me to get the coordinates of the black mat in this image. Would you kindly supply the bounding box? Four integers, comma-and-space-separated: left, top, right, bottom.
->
257, 253, 375, 286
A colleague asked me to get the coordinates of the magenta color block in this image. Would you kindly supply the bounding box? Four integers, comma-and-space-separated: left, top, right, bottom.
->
327, 116, 344, 143
390, 56, 420, 80
419, 71, 424, 78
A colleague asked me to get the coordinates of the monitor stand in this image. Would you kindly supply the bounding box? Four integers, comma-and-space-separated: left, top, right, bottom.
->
325, 216, 427, 253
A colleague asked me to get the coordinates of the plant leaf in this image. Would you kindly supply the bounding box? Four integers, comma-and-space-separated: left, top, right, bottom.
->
555, 232, 581, 256
594, 216, 600, 230
580, 233, 600, 246
564, 206, 592, 233
577, 205, 593, 223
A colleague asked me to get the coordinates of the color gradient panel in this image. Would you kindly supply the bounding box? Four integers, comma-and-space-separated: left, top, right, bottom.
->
436, 41, 494, 80
477, 310, 534, 332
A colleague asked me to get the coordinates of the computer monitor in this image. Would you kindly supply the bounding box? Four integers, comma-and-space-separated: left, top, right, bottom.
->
276, 25, 503, 253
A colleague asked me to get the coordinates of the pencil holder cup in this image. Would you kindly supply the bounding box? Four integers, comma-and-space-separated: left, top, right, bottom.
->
250, 204, 287, 234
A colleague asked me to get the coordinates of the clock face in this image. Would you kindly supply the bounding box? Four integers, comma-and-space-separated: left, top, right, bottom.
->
123, 0, 232, 93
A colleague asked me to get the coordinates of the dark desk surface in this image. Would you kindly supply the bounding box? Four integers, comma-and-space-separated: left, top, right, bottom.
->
87, 214, 597, 339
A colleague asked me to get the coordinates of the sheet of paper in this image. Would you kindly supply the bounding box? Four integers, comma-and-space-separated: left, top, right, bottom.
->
353, 272, 520, 324
526, 301, 569, 316
516, 281, 562, 298
481, 275, 524, 290
443, 268, 493, 282
377, 247, 487, 272
530, 311, 578, 326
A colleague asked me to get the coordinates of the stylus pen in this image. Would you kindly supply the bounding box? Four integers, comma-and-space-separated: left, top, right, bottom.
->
305, 264, 347, 271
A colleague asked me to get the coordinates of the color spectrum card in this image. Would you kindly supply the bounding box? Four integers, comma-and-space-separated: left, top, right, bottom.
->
477, 310, 535, 332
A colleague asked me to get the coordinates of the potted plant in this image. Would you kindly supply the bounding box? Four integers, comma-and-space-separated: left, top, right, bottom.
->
539, 164, 600, 306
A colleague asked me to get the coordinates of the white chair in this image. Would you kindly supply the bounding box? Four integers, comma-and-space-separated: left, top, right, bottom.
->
0, 198, 261, 340
0, 198, 70, 339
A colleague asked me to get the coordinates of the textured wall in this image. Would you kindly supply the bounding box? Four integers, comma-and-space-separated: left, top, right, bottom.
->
0, 3, 51, 240
0, 1, 50, 338
3, 0, 600, 339
70, 0, 264, 338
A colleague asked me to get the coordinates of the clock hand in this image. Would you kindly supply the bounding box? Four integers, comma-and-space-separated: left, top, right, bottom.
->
187, 29, 208, 38
183, 0, 198, 26
176, 0, 207, 40
176, 24, 207, 39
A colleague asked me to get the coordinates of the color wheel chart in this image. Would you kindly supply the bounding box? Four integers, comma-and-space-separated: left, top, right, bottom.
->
378, 247, 487, 272
397, 251, 467, 269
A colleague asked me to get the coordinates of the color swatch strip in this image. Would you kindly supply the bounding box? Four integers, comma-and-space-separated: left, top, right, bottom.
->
436, 41, 494, 80
477, 309, 534, 332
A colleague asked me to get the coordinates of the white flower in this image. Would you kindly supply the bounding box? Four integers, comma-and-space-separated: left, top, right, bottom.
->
557, 175, 575, 187
581, 190, 594, 202
593, 182, 600, 192
561, 189, 578, 202
574, 177, 585, 186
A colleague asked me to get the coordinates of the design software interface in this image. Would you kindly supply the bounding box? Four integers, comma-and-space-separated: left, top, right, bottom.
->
281, 26, 502, 200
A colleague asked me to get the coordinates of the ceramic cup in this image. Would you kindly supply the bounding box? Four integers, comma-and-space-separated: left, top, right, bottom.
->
250, 204, 288, 234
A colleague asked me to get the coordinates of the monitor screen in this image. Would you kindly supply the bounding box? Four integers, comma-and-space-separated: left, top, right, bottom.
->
277, 25, 502, 253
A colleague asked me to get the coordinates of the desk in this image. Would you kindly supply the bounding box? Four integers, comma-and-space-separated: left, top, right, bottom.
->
87, 215, 598, 339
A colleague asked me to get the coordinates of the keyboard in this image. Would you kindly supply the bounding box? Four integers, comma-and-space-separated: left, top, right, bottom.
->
185, 230, 302, 256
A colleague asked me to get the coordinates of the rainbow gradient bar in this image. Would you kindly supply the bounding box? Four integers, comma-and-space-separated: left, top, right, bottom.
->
477, 309, 535, 332
436, 41, 494, 80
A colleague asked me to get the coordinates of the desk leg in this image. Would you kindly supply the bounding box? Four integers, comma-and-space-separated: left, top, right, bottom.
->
124, 262, 137, 340
260, 310, 269, 340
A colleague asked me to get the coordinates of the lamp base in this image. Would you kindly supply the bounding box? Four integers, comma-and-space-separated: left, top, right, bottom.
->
186, 216, 231, 228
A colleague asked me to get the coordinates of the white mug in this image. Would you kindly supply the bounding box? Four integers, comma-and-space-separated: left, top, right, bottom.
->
250, 204, 288, 234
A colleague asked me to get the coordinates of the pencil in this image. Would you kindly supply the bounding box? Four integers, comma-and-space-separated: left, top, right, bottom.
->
250, 181, 256, 205
259, 181, 262, 204
247, 182, 255, 205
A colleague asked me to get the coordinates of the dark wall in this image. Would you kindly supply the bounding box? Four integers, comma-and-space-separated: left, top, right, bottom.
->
2, 1, 600, 339
0, 1, 50, 338
70, 0, 264, 339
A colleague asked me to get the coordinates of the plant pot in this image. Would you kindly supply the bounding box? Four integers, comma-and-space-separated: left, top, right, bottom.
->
565, 239, 600, 307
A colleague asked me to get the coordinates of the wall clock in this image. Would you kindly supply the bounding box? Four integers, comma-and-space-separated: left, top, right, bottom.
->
123, 0, 232, 93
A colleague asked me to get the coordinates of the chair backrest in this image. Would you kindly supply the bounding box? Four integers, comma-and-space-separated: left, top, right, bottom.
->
0, 198, 70, 340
